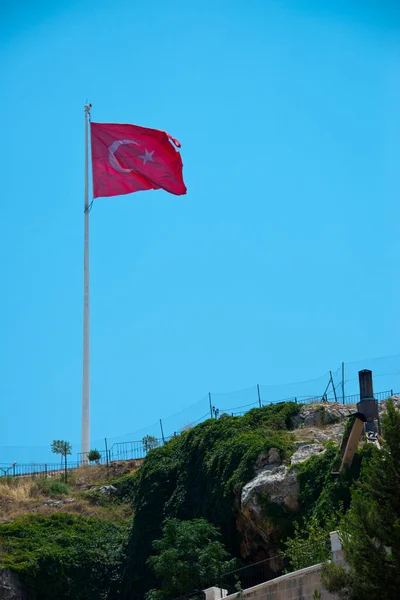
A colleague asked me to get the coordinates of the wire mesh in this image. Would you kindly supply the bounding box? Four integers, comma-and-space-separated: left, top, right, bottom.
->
1, 354, 398, 469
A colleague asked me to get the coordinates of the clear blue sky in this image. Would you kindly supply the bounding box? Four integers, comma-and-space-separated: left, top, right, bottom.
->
1, 0, 399, 462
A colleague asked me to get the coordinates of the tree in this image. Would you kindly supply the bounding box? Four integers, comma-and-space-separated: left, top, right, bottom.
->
51, 440, 72, 482
142, 435, 159, 453
145, 518, 236, 600
88, 449, 101, 463
323, 399, 400, 599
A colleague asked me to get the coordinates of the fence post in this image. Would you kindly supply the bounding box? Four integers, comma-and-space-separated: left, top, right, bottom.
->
45, 464, 47, 478
209, 393, 213, 418
257, 384, 262, 408
105, 438, 110, 476
330, 371, 338, 403
391, 389, 394, 397
13, 463, 16, 477
321, 377, 331, 402
160, 419, 166, 444
342, 362, 345, 404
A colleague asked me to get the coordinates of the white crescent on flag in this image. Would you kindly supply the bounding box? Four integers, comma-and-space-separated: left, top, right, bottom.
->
108, 139, 139, 173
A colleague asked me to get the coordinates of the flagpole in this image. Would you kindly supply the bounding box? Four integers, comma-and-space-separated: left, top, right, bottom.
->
82, 102, 92, 461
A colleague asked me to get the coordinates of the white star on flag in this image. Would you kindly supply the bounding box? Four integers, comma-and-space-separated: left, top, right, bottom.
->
139, 149, 155, 165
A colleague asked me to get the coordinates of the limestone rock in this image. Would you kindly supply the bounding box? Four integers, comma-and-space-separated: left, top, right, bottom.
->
254, 448, 282, 473
97, 485, 117, 496
238, 443, 328, 560
241, 465, 299, 513
238, 465, 299, 559
44, 500, 64, 507
292, 403, 355, 428
379, 397, 400, 413
290, 443, 325, 465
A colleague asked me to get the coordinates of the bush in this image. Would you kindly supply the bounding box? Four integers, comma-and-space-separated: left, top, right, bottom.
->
284, 443, 375, 571
30, 478, 70, 498
88, 449, 102, 463
123, 403, 300, 599
0, 513, 128, 600
146, 518, 235, 599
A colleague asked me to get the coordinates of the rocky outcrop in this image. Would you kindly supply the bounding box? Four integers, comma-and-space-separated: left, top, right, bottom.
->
241, 466, 299, 515
379, 397, 400, 413
237, 399, 400, 559
0, 569, 29, 600
295, 422, 346, 444
253, 448, 282, 473
238, 444, 327, 559
43, 498, 75, 508
291, 404, 355, 428
290, 443, 325, 465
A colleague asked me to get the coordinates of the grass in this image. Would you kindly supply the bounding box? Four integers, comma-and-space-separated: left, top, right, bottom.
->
0, 460, 140, 523
30, 479, 70, 498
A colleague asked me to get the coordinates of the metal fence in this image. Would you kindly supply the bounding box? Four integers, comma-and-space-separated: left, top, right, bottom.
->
0, 462, 81, 478
1, 387, 398, 477
229, 388, 397, 417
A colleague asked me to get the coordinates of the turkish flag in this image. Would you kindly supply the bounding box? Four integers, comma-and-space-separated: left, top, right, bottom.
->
90, 122, 187, 198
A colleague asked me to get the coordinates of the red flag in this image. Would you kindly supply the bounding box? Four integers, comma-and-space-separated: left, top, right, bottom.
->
90, 122, 187, 198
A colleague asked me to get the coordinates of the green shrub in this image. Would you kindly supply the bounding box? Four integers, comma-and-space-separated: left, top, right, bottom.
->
30, 478, 70, 498
88, 449, 102, 463
123, 403, 300, 600
284, 443, 375, 571
108, 472, 138, 503
0, 513, 128, 600
146, 518, 235, 599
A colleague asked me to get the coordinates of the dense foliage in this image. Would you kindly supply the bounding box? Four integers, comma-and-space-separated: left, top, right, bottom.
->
4, 399, 393, 599
146, 518, 236, 599
323, 399, 400, 599
284, 442, 373, 570
122, 402, 300, 599
88, 449, 102, 463
0, 513, 128, 600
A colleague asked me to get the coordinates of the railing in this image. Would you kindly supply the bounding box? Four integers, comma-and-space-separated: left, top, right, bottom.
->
0, 462, 81, 478
77, 449, 109, 464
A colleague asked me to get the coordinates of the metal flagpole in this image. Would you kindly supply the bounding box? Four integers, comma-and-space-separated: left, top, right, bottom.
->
82, 103, 92, 461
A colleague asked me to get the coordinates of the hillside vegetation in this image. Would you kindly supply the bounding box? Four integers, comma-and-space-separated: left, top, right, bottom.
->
1, 399, 395, 599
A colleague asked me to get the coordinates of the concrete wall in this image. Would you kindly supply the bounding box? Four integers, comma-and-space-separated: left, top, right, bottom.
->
223, 563, 334, 600
213, 532, 345, 600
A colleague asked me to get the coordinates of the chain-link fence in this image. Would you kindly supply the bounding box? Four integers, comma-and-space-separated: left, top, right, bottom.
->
1, 354, 399, 469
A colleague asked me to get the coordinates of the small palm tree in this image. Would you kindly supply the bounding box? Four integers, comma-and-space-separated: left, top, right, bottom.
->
51, 440, 72, 482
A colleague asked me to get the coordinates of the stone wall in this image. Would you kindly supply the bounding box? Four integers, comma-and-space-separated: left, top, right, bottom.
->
224, 564, 334, 600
